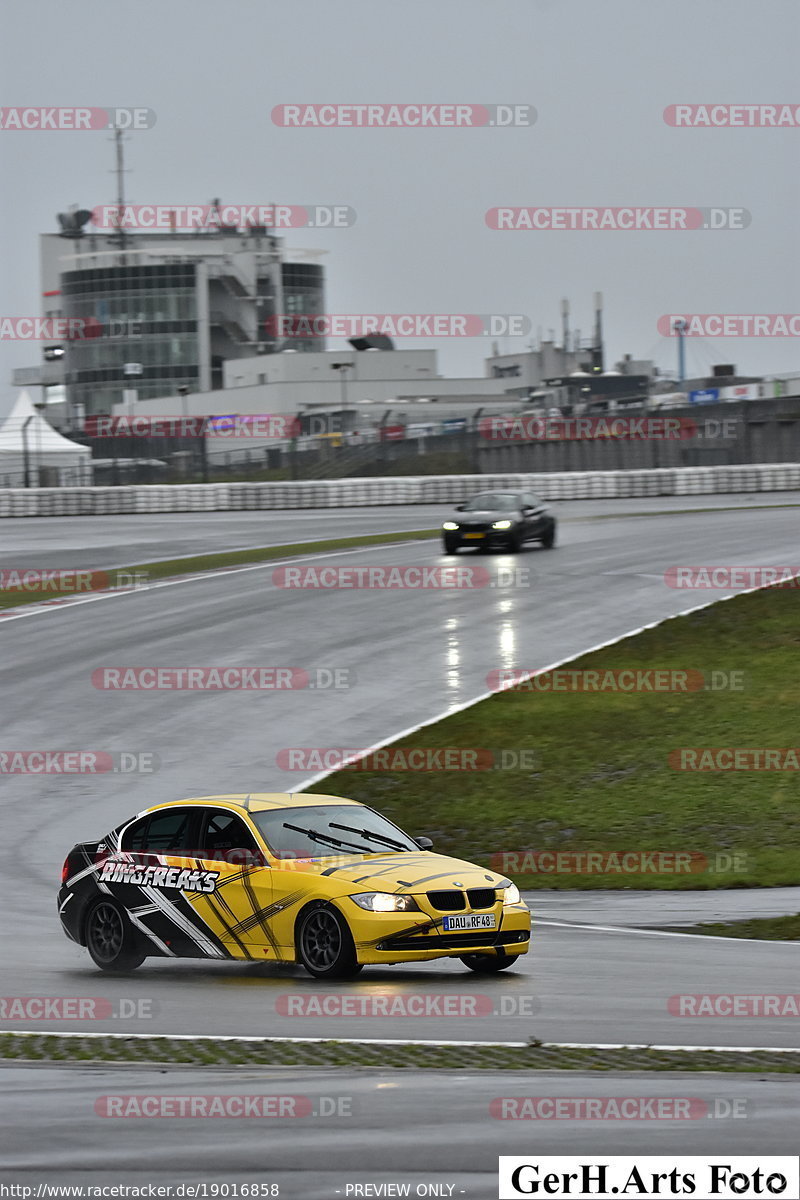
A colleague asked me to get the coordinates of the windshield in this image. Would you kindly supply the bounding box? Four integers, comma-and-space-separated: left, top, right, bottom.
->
462, 493, 521, 512
252, 804, 419, 860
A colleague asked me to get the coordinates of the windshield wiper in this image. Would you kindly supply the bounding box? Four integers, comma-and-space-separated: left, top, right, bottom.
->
281, 821, 373, 855
330, 821, 410, 851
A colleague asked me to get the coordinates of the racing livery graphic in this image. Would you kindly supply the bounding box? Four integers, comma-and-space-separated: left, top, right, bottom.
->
57, 793, 531, 977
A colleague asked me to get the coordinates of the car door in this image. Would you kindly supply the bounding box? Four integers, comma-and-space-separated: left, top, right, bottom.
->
522, 492, 547, 538
195, 807, 278, 959
114, 805, 231, 960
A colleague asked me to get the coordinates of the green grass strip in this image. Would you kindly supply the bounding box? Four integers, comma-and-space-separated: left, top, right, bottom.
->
0, 528, 438, 610
308, 586, 800, 891
656, 914, 800, 940
0, 1033, 798, 1073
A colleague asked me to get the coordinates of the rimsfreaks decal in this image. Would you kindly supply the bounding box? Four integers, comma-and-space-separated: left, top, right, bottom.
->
99, 859, 218, 893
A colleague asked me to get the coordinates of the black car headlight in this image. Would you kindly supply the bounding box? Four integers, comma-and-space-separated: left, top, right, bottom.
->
492, 520, 513, 530
442, 522, 459, 531
350, 892, 420, 912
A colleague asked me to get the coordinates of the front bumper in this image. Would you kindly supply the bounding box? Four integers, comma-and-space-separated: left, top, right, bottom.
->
348, 901, 531, 964
446, 529, 518, 548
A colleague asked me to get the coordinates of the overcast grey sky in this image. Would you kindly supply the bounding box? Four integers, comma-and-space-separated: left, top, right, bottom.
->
1, 0, 798, 416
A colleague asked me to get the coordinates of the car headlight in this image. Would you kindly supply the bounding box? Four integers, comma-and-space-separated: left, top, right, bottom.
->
492, 520, 512, 530
503, 883, 521, 904
350, 892, 419, 912
442, 521, 459, 531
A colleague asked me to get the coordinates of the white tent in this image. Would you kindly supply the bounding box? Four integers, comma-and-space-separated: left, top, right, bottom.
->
0, 391, 92, 487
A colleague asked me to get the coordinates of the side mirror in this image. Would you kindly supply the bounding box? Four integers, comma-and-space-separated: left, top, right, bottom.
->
454, 504, 464, 511
414, 836, 433, 850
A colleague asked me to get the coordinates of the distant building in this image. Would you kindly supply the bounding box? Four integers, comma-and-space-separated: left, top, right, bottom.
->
16, 224, 326, 419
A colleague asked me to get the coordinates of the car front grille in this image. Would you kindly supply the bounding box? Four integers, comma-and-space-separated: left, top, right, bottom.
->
459, 523, 491, 533
377, 929, 529, 953
466, 887, 497, 909
427, 889, 466, 911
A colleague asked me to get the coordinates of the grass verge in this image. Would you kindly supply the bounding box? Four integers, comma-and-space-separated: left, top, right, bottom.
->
656, 914, 800, 940
307, 586, 800, 891
0, 528, 438, 610
0, 1033, 797, 1073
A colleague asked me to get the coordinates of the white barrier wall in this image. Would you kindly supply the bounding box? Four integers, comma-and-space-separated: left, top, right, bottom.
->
1, 464, 799, 517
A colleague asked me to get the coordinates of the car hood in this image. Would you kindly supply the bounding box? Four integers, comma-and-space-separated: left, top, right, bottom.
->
449, 509, 517, 522
274, 850, 508, 893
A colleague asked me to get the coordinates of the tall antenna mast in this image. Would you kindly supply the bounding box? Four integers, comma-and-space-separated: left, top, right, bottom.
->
112, 127, 128, 258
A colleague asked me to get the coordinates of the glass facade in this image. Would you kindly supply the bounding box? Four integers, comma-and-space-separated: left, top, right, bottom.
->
60, 257, 326, 415
259, 262, 325, 353
62, 263, 199, 416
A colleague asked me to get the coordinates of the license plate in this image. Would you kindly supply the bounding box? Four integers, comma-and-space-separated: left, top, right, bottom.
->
443, 913, 497, 931
464, 532, 485, 539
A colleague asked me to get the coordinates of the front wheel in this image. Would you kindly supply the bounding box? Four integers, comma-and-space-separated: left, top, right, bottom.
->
85, 899, 146, 972
541, 524, 556, 549
443, 536, 459, 555
460, 953, 519, 973
297, 904, 362, 980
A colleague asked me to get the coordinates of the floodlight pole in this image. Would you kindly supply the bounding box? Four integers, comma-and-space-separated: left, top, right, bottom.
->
22, 415, 34, 488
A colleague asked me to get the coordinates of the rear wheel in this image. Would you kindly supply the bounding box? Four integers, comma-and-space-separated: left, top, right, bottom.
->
460, 953, 519, 973
85, 899, 146, 972
297, 903, 362, 980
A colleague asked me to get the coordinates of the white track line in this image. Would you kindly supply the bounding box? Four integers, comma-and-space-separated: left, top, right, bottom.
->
531, 917, 799, 946
0, 1030, 796, 1054
0, 537, 434, 624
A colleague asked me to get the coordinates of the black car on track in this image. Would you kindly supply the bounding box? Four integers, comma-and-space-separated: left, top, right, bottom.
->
441, 491, 557, 554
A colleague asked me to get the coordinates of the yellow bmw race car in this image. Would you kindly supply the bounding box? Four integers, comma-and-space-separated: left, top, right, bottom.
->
58, 793, 531, 979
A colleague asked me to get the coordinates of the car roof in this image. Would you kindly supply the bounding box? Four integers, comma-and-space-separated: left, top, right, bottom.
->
140, 793, 362, 817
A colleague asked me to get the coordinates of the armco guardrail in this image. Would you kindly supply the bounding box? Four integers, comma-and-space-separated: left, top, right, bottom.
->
0, 464, 799, 517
